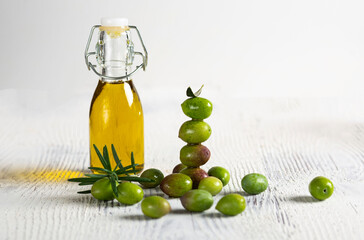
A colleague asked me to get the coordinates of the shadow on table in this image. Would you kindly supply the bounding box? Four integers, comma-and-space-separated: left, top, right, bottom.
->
222, 190, 250, 197
142, 190, 165, 198
289, 195, 318, 203
170, 209, 197, 215
120, 214, 154, 221
120, 209, 232, 220
202, 212, 235, 218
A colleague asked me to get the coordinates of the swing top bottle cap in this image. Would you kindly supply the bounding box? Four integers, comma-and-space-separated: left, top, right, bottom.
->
101, 17, 128, 27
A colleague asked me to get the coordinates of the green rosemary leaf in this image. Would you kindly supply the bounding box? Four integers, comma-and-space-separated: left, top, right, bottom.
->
110, 175, 118, 197
131, 152, 136, 174
68, 177, 96, 182
93, 144, 109, 170
84, 174, 108, 178
88, 167, 112, 173
78, 182, 95, 186
103, 145, 112, 171
111, 144, 124, 171
77, 190, 91, 194
114, 164, 139, 174
118, 176, 155, 182
115, 169, 142, 175
115, 167, 138, 176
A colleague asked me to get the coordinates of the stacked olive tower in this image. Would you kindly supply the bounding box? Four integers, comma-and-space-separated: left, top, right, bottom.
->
177, 86, 213, 188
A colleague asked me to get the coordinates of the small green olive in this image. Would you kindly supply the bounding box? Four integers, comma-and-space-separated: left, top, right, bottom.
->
178, 120, 212, 144
115, 182, 144, 205
180, 189, 213, 212
216, 194, 246, 216
241, 173, 268, 195
172, 163, 187, 173
180, 144, 210, 167
160, 173, 193, 197
140, 168, 164, 188
208, 166, 230, 186
309, 176, 334, 200
181, 97, 213, 120
141, 196, 171, 218
91, 178, 115, 201
198, 176, 223, 196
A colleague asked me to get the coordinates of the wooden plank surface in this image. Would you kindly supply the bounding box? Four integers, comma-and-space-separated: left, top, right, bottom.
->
0, 89, 363, 240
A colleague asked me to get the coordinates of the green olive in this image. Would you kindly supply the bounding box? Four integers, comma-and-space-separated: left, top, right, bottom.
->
198, 176, 223, 196
160, 173, 193, 197
172, 163, 187, 173
180, 189, 213, 212
208, 166, 230, 186
180, 144, 210, 167
178, 120, 212, 144
91, 178, 115, 201
141, 196, 171, 218
216, 194, 246, 216
181, 97, 213, 120
241, 173, 268, 195
140, 168, 164, 188
115, 182, 144, 205
309, 176, 334, 200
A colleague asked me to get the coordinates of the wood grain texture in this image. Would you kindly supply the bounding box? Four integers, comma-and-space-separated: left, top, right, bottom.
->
0, 89, 363, 240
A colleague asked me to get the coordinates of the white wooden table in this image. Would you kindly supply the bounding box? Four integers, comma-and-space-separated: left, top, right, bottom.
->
1, 88, 363, 240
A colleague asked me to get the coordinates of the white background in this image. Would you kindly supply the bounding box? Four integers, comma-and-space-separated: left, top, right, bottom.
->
0, 0, 363, 102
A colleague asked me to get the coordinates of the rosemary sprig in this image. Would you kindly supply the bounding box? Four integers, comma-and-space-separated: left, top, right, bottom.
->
68, 144, 153, 196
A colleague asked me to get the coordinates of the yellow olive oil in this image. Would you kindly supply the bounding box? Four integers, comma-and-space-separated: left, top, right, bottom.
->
89, 79, 144, 173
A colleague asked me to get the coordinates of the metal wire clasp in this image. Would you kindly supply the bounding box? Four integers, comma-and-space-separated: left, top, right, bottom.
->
84, 25, 148, 80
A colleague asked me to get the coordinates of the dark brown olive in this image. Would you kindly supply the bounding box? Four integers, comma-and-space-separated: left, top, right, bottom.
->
172, 163, 187, 173
180, 167, 208, 189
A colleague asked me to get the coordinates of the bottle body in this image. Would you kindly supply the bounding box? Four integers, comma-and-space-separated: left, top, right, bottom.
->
89, 79, 144, 173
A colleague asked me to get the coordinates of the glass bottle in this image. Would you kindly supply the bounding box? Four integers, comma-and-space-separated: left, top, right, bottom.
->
84, 18, 148, 173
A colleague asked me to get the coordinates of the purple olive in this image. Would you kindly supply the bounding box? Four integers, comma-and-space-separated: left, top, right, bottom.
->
172, 163, 187, 173
180, 167, 208, 189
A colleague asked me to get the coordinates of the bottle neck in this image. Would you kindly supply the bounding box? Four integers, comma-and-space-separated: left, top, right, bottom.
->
96, 27, 134, 82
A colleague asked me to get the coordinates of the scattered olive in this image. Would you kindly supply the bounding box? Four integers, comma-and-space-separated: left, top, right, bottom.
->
160, 173, 193, 197
309, 176, 334, 200
172, 163, 187, 173
180, 189, 213, 212
208, 166, 230, 186
141, 196, 171, 218
181, 97, 213, 120
115, 182, 144, 205
91, 178, 115, 201
216, 194, 246, 216
198, 176, 223, 196
140, 168, 164, 188
241, 173, 268, 195
178, 120, 212, 144
180, 144, 211, 167
180, 167, 208, 189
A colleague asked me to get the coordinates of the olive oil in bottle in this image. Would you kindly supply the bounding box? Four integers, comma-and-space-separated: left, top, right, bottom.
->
89, 79, 144, 172
85, 18, 148, 173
